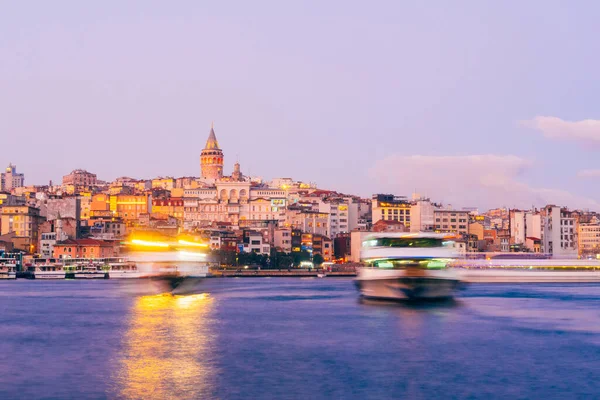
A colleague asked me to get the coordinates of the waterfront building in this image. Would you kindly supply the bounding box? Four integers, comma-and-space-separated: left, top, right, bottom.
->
38, 217, 76, 258
242, 230, 270, 255
541, 205, 577, 258
371, 194, 411, 227
1, 164, 25, 192
349, 230, 371, 263
200, 124, 224, 180
334, 232, 351, 261
0, 205, 45, 253
62, 169, 97, 187
577, 223, 600, 257
312, 234, 333, 262
53, 238, 119, 259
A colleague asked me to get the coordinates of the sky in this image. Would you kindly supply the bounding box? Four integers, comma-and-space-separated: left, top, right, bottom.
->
2, 1, 600, 210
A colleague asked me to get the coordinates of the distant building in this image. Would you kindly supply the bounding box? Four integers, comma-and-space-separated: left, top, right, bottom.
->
312, 234, 333, 262
371, 194, 411, 227
38, 218, 77, 258
46, 197, 82, 221
273, 227, 292, 253
90, 193, 152, 221
0, 205, 45, 253
0, 192, 26, 207
372, 219, 407, 232
410, 195, 439, 232
433, 210, 469, 235
578, 223, 600, 257
541, 205, 577, 258
242, 230, 270, 255
152, 198, 184, 221
62, 169, 97, 187
509, 210, 541, 250
349, 230, 371, 263
0, 163, 25, 192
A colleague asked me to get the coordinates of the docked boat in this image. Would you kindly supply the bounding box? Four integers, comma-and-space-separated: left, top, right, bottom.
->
0, 259, 17, 279
32, 264, 66, 279
355, 233, 462, 300
74, 264, 108, 279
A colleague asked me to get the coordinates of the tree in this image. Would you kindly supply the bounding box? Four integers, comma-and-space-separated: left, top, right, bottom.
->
277, 253, 293, 269
292, 250, 311, 267
312, 253, 324, 266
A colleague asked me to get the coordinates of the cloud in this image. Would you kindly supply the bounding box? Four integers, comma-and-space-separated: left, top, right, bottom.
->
369, 154, 600, 210
521, 116, 600, 144
577, 169, 600, 178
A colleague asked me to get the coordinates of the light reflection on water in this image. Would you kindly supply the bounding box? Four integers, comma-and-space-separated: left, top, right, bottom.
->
112, 293, 216, 399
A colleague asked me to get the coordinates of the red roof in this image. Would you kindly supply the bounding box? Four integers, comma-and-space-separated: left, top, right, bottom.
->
57, 239, 115, 247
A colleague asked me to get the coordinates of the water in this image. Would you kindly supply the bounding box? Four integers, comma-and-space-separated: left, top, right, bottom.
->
1, 278, 600, 399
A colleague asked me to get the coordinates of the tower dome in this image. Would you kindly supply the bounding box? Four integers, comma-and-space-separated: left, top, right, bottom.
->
200, 123, 224, 180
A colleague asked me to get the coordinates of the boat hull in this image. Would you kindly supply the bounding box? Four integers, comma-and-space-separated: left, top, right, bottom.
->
33, 272, 66, 279
74, 272, 108, 279
355, 267, 461, 300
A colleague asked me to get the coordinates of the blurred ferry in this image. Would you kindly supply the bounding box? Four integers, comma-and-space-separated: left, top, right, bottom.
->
356, 233, 462, 300
0, 258, 17, 279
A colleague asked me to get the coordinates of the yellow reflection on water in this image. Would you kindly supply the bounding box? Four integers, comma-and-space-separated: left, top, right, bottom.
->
114, 293, 216, 399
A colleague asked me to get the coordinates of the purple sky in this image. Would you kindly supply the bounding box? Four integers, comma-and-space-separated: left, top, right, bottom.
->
2, 1, 600, 210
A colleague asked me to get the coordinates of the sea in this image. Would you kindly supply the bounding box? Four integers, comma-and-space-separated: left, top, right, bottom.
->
1, 278, 600, 399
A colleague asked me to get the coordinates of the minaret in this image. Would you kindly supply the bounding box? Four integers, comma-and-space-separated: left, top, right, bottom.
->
200, 122, 224, 180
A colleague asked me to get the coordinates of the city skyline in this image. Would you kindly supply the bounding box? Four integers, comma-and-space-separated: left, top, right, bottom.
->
3, 1, 600, 209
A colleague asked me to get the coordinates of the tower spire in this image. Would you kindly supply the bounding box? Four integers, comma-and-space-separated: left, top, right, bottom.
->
200, 122, 224, 180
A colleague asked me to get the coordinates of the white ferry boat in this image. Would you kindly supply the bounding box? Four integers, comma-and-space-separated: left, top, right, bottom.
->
0, 258, 17, 279
73, 264, 107, 279
32, 264, 66, 279
356, 233, 462, 300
